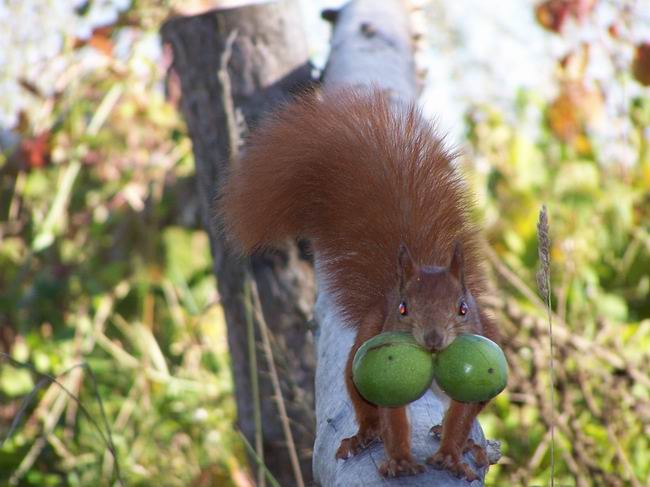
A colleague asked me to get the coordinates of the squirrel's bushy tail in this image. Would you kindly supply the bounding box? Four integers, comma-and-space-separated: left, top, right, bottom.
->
218, 88, 482, 323
217, 87, 343, 254
219, 89, 455, 251
218, 89, 406, 253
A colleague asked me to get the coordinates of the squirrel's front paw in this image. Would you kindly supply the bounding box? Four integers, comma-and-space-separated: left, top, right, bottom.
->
378, 456, 425, 477
463, 438, 488, 468
335, 425, 380, 459
427, 447, 478, 482
429, 425, 488, 469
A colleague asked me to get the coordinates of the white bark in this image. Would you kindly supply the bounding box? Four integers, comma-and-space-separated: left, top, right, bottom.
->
313, 275, 489, 486
321, 0, 418, 97
312, 1, 492, 485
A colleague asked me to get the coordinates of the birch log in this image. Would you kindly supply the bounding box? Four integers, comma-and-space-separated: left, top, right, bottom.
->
313, 1, 491, 485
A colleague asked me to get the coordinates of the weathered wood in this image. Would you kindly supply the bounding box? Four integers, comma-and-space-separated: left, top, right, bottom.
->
312, 1, 489, 485
161, 3, 316, 484
321, 0, 418, 97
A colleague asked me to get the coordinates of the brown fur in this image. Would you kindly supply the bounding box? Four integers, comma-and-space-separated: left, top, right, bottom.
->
219, 88, 499, 479
219, 88, 487, 327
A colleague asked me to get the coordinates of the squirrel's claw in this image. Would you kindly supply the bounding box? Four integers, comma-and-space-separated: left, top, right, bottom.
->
463, 438, 488, 468
379, 457, 425, 477
429, 424, 443, 439
427, 447, 478, 482
429, 424, 488, 469
335, 425, 380, 459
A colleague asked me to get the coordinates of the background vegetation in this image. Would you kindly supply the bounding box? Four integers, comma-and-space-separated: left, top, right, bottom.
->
1, 0, 648, 486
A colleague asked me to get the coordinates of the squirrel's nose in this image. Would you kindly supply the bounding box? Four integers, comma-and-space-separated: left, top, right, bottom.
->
424, 329, 445, 351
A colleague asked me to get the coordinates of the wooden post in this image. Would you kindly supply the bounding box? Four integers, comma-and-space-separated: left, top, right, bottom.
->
161, 3, 316, 485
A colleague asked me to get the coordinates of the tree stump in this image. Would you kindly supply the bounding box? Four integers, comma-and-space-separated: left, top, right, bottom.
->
161, 2, 316, 484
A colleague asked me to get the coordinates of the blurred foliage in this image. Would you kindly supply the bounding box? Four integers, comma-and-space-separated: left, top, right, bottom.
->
0, 0, 649, 486
0, 1, 249, 486
471, 1, 650, 485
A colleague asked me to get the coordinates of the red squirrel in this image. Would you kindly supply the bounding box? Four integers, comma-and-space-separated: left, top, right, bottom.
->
219, 88, 499, 481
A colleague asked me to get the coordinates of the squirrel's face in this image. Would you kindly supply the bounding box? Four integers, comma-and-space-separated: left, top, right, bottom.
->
394, 243, 482, 352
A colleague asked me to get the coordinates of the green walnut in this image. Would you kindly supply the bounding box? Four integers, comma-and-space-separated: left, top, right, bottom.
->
433, 334, 508, 403
352, 332, 434, 407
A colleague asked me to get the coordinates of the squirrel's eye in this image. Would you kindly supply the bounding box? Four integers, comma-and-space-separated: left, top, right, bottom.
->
458, 301, 469, 316
399, 301, 408, 316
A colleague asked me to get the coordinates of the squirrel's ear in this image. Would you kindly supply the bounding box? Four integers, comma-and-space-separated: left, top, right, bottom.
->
398, 243, 416, 289
449, 241, 465, 289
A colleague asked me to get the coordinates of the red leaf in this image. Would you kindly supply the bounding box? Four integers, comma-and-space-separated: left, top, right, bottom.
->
73, 25, 114, 56
19, 132, 51, 169
536, 1, 571, 33
535, 0, 597, 33
632, 43, 650, 87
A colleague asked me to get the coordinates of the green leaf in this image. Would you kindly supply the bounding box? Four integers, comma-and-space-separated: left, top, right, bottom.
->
0, 366, 34, 397
596, 293, 628, 322
509, 133, 547, 189
555, 161, 600, 197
